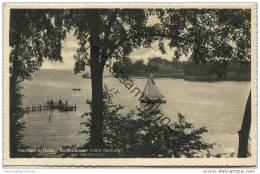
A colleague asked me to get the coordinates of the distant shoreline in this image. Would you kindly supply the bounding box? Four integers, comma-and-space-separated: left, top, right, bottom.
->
38, 69, 250, 82
126, 73, 251, 82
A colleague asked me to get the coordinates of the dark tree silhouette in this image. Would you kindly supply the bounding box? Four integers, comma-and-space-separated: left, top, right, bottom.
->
155, 9, 251, 64
64, 9, 251, 149
9, 9, 66, 157
156, 9, 251, 156
64, 9, 156, 148
9, 9, 252, 155
238, 91, 251, 157
57, 86, 214, 158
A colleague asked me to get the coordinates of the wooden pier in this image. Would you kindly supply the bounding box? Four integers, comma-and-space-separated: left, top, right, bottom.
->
23, 101, 76, 113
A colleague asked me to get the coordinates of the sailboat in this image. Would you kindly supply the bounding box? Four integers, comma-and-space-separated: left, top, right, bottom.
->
139, 72, 166, 104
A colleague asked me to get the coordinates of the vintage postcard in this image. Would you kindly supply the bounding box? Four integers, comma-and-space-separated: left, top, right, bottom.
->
3, 3, 257, 166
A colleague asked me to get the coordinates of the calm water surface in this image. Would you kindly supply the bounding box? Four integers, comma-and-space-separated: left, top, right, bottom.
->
20, 70, 250, 155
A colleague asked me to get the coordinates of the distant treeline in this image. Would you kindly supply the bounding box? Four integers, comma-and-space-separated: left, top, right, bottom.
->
113, 57, 251, 81
113, 57, 175, 75
183, 62, 251, 81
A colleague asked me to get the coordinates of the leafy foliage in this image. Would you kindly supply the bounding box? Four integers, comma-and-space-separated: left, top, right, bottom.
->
70, 85, 213, 158
64, 9, 154, 73
10, 9, 66, 80
64, 9, 159, 147
9, 8, 251, 156
113, 57, 135, 75
9, 81, 25, 156
64, 9, 251, 148
155, 9, 251, 64
9, 9, 66, 157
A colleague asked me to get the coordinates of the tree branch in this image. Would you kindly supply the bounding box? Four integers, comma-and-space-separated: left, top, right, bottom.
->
101, 10, 119, 56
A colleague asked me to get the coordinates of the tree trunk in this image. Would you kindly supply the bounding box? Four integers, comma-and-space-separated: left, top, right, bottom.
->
10, 58, 18, 157
89, 11, 105, 148
90, 61, 104, 148
10, 24, 21, 157
237, 91, 251, 157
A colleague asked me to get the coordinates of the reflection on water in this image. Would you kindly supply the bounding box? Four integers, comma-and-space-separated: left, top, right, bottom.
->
20, 69, 250, 155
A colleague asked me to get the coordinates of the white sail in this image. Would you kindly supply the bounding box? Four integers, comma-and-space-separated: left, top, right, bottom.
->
147, 72, 164, 99
141, 78, 149, 99
141, 72, 164, 99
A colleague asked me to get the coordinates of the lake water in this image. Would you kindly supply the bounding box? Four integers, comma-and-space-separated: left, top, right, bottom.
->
20, 69, 251, 156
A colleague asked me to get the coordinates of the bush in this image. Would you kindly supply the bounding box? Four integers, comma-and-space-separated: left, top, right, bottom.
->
57, 85, 214, 158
